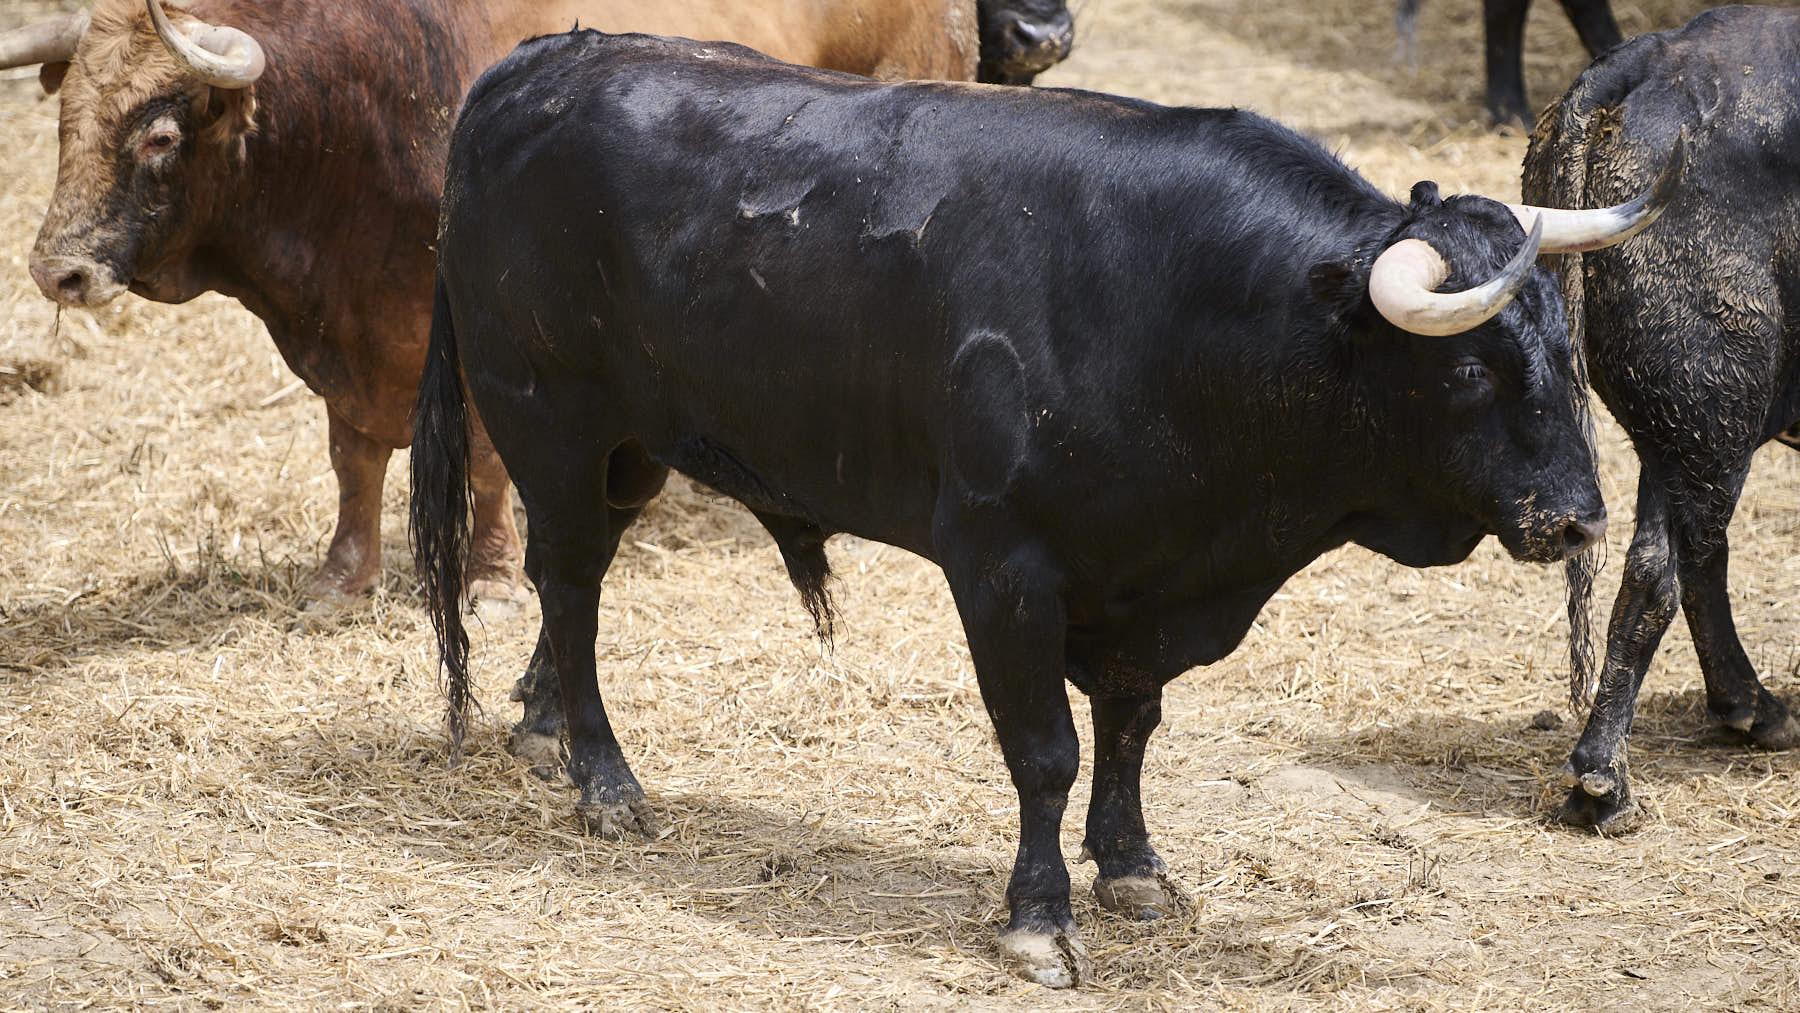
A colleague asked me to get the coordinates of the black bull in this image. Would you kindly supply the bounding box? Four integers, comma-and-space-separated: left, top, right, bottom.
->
1525, 5, 1800, 833
413, 31, 1637, 985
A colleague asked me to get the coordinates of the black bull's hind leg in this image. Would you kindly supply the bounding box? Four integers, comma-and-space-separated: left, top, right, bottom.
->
939, 535, 1090, 988
509, 626, 565, 777
511, 439, 668, 839
508, 443, 669, 783
1563, 462, 1800, 832
1561, 471, 1677, 831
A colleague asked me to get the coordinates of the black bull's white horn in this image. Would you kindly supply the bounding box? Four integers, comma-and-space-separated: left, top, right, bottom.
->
1508, 133, 1687, 253
1368, 137, 1683, 336
1369, 215, 1544, 337
0, 11, 90, 70
147, 0, 266, 89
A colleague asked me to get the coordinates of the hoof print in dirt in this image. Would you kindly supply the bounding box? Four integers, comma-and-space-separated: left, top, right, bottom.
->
998, 924, 1090, 989
1094, 874, 1179, 920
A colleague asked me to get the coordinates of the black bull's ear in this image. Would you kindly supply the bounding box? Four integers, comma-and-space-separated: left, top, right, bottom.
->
1307, 256, 1366, 318
40, 61, 67, 94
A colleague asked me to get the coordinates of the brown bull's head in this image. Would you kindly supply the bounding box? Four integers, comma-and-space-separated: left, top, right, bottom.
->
0, 1, 265, 307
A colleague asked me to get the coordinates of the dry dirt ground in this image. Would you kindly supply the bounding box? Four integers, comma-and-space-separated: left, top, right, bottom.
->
3, 0, 1799, 1009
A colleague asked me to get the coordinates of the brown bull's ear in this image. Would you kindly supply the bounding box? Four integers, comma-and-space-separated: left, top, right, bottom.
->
39, 61, 67, 94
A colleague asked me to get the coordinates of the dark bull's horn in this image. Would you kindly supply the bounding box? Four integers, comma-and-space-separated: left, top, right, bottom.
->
1369, 214, 1544, 337
147, 0, 265, 89
1507, 133, 1687, 254
0, 11, 90, 70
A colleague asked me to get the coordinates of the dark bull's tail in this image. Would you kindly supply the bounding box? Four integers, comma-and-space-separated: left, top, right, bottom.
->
1522, 40, 1664, 712
410, 272, 475, 752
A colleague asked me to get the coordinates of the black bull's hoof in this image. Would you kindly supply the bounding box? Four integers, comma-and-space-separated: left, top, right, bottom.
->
997, 920, 1091, 989
576, 794, 661, 840
1554, 765, 1643, 834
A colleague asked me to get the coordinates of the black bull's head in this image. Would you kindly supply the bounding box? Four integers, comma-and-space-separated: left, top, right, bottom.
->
977, 0, 1074, 85
1346, 138, 1684, 564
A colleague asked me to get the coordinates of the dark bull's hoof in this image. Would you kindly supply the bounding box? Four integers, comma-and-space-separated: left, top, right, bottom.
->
576, 794, 661, 840
1749, 707, 1800, 751
997, 920, 1090, 989
1554, 765, 1643, 834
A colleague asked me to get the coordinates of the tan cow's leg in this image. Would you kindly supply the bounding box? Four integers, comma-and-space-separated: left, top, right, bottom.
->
302, 405, 390, 609
465, 412, 526, 607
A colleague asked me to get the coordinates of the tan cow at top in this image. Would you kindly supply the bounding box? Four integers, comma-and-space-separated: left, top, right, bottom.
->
0, 0, 976, 608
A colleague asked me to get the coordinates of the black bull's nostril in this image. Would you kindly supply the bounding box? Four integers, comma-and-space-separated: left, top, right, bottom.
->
1559, 513, 1608, 559
1005, 15, 1074, 57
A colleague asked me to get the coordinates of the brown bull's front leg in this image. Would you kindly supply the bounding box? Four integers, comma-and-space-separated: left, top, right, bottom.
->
302, 405, 390, 609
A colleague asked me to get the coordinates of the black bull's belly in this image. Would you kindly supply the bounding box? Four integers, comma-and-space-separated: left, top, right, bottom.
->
418, 29, 1601, 986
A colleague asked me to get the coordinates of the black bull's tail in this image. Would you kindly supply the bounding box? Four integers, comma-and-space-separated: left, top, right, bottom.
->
1522, 42, 1659, 712
410, 272, 474, 751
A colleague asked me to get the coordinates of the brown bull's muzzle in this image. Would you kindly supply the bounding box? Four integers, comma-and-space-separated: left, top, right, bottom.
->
29, 252, 129, 308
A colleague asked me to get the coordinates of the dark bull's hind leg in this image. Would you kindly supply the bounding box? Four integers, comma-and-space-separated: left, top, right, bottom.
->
509, 443, 667, 788
1680, 535, 1800, 750
536, 516, 656, 839
1481, 0, 1535, 127
1556, 0, 1622, 58
942, 543, 1087, 988
1561, 472, 1676, 832
509, 626, 563, 776
303, 406, 391, 609
1082, 692, 1175, 919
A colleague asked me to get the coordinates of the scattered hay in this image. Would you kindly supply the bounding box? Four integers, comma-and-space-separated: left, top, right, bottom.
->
2, 0, 1797, 1010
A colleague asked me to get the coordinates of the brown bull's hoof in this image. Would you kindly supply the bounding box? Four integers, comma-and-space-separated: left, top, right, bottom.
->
997, 923, 1090, 989
509, 730, 565, 781
575, 796, 661, 840
1093, 874, 1179, 920
468, 576, 531, 624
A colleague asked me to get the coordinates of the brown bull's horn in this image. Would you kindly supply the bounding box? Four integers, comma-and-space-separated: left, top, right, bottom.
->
1507, 132, 1686, 254
0, 11, 90, 70
146, 0, 265, 89
1368, 214, 1543, 337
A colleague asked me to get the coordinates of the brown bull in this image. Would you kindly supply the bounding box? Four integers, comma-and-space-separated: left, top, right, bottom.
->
0, 0, 976, 608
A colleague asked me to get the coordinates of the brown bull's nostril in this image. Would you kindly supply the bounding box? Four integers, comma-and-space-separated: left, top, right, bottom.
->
28, 255, 115, 307
1559, 514, 1608, 558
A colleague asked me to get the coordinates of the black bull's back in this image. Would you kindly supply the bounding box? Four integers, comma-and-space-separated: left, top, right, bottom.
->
441, 32, 1399, 584
418, 29, 1604, 987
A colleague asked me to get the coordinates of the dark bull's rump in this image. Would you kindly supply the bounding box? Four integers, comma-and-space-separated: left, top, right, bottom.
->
413, 30, 1660, 987
1525, 4, 1800, 835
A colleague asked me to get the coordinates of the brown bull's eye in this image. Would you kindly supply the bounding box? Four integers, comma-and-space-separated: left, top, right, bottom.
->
146, 133, 177, 152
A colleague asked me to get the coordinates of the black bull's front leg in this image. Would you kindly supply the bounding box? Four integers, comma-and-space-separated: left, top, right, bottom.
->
939, 537, 1091, 988
1083, 692, 1174, 917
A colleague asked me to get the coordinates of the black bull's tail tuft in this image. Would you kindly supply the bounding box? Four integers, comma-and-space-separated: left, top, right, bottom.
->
411, 273, 475, 754
1523, 47, 1659, 713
